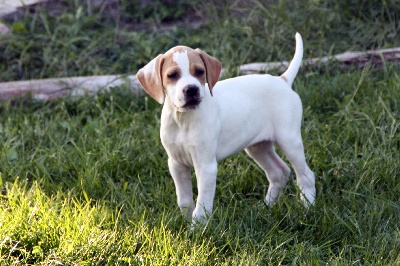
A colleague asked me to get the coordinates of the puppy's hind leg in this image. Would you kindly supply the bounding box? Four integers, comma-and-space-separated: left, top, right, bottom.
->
245, 141, 291, 206
276, 136, 316, 206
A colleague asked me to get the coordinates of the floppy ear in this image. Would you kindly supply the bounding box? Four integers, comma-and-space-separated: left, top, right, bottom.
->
136, 54, 165, 104
195, 48, 222, 96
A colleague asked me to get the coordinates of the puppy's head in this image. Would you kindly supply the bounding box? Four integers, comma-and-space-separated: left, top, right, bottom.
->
136, 46, 222, 111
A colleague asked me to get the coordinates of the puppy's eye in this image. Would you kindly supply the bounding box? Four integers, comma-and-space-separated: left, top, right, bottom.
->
167, 72, 179, 79
195, 69, 205, 77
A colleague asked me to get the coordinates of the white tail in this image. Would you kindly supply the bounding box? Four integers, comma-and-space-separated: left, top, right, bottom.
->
281, 32, 303, 87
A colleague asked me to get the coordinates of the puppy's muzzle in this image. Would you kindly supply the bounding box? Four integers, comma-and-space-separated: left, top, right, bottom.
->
183, 85, 201, 109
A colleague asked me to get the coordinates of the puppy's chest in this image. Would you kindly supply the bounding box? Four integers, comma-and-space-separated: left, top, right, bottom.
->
161, 122, 206, 166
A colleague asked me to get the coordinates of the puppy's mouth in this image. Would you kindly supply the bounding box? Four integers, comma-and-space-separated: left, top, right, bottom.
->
183, 98, 202, 109
181, 85, 202, 109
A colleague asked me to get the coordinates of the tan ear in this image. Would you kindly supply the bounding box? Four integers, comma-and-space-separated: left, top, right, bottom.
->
136, 54, 165, 104
195, 48, 222, 96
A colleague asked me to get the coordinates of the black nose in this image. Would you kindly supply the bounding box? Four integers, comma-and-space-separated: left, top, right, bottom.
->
184, 85, 199, 97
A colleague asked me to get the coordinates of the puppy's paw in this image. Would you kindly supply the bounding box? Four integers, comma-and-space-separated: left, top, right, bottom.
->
190, 206, 210, 229
264, 186, 282, 206
300, 186, 316, 207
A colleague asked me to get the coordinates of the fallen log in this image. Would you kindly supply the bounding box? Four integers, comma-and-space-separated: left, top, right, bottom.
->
0, 47, 399, 101
0, 75, 141, 101
236, 47, 400, 75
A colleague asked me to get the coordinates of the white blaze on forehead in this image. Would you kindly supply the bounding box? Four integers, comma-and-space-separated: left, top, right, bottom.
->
172, 51, 190, 74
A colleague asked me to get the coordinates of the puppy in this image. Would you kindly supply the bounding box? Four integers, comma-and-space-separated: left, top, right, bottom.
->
136, 33, 315, 224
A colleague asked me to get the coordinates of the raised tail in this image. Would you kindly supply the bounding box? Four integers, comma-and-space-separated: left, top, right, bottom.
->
280, 32, 303, 87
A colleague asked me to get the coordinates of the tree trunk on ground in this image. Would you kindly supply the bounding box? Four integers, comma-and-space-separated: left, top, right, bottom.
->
0, 47, 398, 101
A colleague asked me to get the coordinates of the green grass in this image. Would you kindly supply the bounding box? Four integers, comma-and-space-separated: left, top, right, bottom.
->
0, 0, 400, 264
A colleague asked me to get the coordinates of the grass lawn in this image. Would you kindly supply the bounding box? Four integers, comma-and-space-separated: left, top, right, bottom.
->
0, 0, 399, 265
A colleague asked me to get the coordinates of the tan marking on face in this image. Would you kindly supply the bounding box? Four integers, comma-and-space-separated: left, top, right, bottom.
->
161, 47, 207, 88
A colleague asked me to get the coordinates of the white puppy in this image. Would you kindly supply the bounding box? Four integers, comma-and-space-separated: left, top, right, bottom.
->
136, 33, 315, 224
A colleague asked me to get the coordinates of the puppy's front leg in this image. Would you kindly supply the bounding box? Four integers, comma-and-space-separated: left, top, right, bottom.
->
192, 162, 218, 224
168, 158, 194, 219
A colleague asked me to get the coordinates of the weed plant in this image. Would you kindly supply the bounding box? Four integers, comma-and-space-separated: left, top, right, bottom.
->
0, 0, 399, 264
